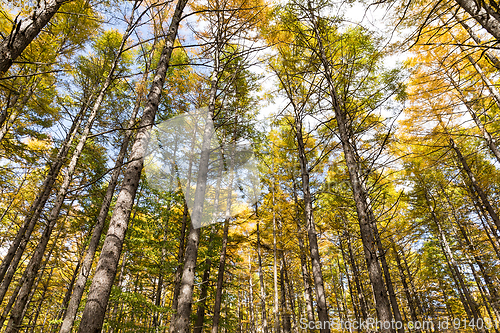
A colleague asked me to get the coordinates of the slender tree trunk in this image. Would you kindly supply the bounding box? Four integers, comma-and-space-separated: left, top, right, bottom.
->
422, 185, 485, 332
455, 13, 500, 69
450, 137, 500, 231
0, 0, 72, 74
27, 265, 54, 333
53, 259, 81, 327
271, 187, 281, 333
237, 289, 243, 333
59, 45, 144, 333
0, 104, 85, 306
169, 40, 219, 333
193, 226, 217, 333
171, 122, 199, 313
248, 254, 256, 333
5, 67, 112, 331
442, 186, 500, 317
291, 176, 315, 324
307, 5, 394, 328
441, 62, 500, 164
283, 256, 298, 333
193, 142, 227, 333
280, 255, 292, 333
211, 149, 236, 333
466, 253, 500, 333
294, 115, 330, 332
76, 1, 188, 331
392, 241, 420, 330
210, 217, 230, 333
0, 81, 38, 143
256, 208, 269, 333
339, 236, 361, 325
372, 221, 404, 333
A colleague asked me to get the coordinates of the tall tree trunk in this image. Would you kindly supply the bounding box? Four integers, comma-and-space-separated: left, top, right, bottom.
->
169, 38, 219, 333
0, 104, 85, 306
27, 265, 54, 333
454, 0, 500, 41
422, 185, 485, 333
271, 187, 281, 333
441, 60, 500, 164
5, 66, 112, 331
248, 254, 256, 333
346, 233, 369, 321
0, 81, 39, 143
294, 115, 330, 332
59, 39, 145, 332
280, 254, 292, 333
211, 148, 236, 333
210, 217, 230, 333
256, 207, 269, 333
307, 4, 394, 329
441, 186, 500, 317
372, 221, 404, 333
450, 137, 500, 231
76, 1, 189, 331
0, 0, 72, 75
339, 235, 361, 324
455, 13, 500, 69
171, 120, 199, 313
291, 176, 315, 324
237, 289, 243, 333
283, 256, 298, 333
392, 241, 420, 330
53, 259, 81, 328
193, 226, 217, 333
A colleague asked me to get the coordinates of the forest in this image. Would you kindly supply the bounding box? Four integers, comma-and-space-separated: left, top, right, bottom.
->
1, 0, 500, 332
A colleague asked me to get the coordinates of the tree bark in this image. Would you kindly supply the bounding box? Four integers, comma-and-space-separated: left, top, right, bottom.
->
338, 235, 361, 324
422, 185, 485, 333
454, 0, 500, 41
193, 226, 217, 333
440, 59, 500, 164
280, 254, 292, 333
372, 220, 404, 333
455, 14, 500, 69
76, 0, 188, 331
0, 0, 72, 75
441, 186, 500, 317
